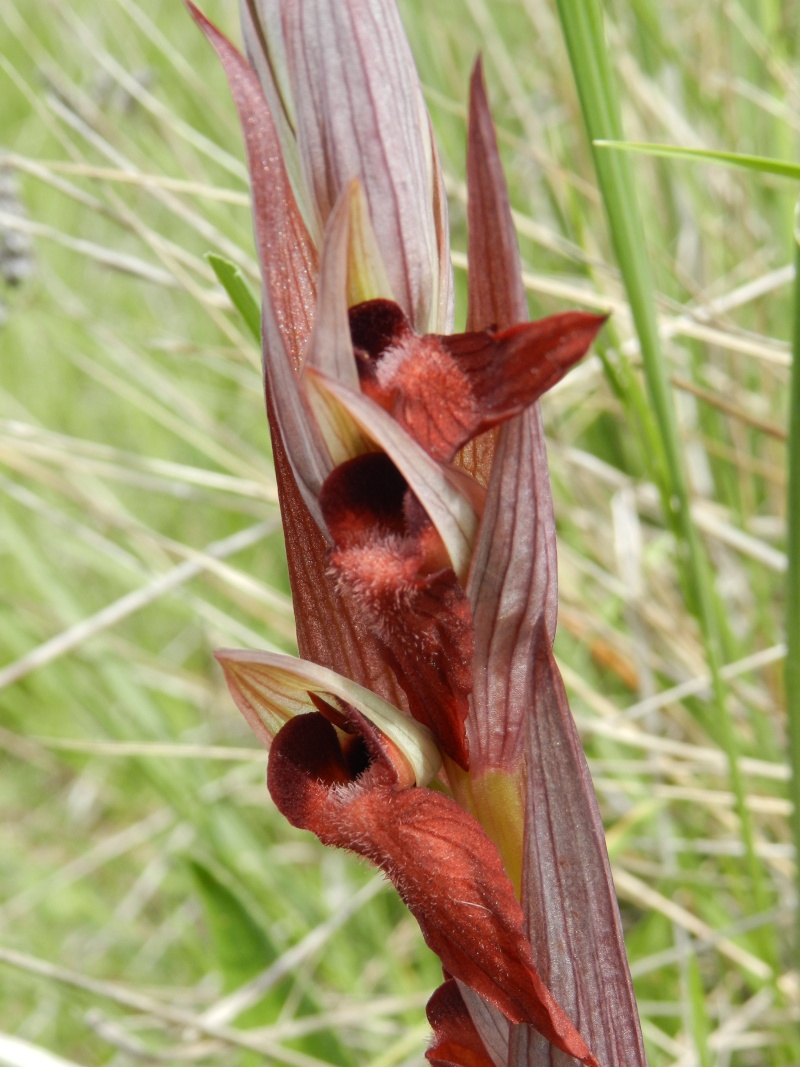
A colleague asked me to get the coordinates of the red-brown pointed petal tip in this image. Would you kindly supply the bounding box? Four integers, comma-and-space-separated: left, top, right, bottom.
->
442, 312, 607, 435
268, 714, 597, 1065
465, 56, 526, 335
460, 56, 525, 485
426, 980, 496, 1067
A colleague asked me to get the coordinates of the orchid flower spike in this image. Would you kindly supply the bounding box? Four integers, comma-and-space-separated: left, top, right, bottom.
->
188, 2, 647, 1065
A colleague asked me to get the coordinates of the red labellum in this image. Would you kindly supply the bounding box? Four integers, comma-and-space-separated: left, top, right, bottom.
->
268, 711, 599, 1067
441, 312, 607, 431
320, 452, 472, 768
349, 299, 604, 464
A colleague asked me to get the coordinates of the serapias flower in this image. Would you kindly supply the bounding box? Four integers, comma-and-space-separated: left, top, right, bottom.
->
188, 2, 647, 1065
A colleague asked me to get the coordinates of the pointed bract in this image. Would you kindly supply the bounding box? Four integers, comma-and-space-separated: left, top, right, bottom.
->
465, 59, 527, 333
467, 407, 558, 769
459, 55, 645, 1067
520, 630, 648, 1067
188, 2, 316, 361
239, 0, 311, 231
188, 4, 332, 516
463, 54, 560, 771
459, 57, 528, 484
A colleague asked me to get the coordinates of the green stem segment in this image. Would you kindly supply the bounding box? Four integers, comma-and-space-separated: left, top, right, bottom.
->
787, 206, 800, 966
554, 0, 772, 945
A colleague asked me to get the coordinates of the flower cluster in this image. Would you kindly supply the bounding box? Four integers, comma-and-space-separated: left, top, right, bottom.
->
189, 2, 647, 1064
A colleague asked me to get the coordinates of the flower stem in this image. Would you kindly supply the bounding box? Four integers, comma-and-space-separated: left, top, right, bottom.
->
786, 203, 800, 969
553, 0, 774, 963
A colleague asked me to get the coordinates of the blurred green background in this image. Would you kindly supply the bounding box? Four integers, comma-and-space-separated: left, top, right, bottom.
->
1, 0, 798, 1063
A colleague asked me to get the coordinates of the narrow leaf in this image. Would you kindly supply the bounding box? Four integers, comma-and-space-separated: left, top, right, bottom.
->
556, 0, 769, 931
189, 859, 273, 989
595, 139, 800, 181
206, 252, 261, 343
786, 207, 800, 961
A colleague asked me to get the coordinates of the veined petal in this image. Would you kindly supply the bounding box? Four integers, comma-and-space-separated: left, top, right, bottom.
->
303, 183, 393, 465
215, 648, 441, 786
279, 0, 451, 332
263, 302, 333, 514
457, 985, 510, 1067
345, 180, 395, 309
429, 114, 455, 333
305, 183, 362, 390
306, 369, 479, 579
466, 406, 557, 770
304, 369, 373, 467
268, 712, 599, 1066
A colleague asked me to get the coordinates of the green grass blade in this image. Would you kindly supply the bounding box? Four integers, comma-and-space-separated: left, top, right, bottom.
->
553, 0, 773, 946
787, 205, 800, 963
207, 252, 262, 343
595, 141, 800, 181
